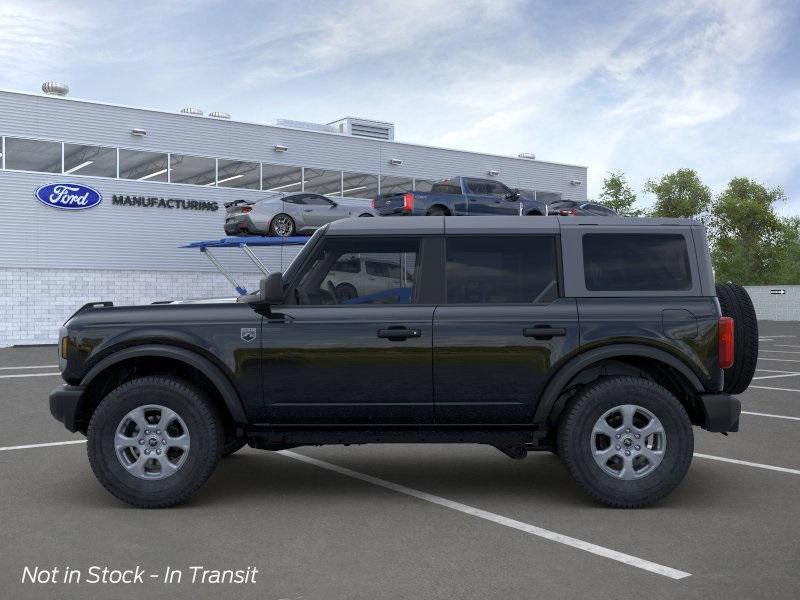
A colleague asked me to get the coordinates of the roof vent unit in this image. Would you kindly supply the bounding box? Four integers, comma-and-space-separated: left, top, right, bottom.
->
518, 152, 536, 160
487, 169, 500, 177
42, 82, 69, 96
269, 119, 337, 134
180, 106, 203, 116
328, 117, 395, 141
208, 111, 231, 119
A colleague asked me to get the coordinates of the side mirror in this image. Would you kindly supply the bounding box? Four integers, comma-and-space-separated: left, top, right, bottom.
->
505, 189, 521, 200
237, 272, 284, 304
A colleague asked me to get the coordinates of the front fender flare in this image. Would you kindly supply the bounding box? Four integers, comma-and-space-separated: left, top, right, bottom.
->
533, 344, 705, 426
80, 344, 247, 423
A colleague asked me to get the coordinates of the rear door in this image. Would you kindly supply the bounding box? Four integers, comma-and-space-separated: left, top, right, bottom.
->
433, 230, 579, 423
464, 179, 518, 216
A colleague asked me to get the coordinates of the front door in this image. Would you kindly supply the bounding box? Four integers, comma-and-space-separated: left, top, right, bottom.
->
464, 179, 520, 216
262, 234, 435, 424
299, 194, 348, 228
433, 234, 579, 423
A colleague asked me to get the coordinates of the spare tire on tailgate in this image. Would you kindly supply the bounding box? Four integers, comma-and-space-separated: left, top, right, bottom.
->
715, 282, 758, 394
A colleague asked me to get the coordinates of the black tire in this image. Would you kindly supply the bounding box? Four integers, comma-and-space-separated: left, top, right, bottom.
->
716, 282, 758, 394
334, 283, 358, 302
87, 376, 224, 508
426, 206, 448, 216
358, 213, 374, 217
268, 213, 295, 237
557, 377, 693, 508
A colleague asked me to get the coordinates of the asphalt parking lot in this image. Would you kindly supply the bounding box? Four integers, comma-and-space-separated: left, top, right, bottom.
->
2, 322, 800, 600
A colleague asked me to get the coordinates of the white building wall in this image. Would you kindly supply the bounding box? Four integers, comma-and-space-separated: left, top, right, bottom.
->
744, 286, 800, 321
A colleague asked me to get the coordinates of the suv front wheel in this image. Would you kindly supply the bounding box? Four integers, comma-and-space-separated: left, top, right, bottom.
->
87, 376, 224, 508
557, 377, 693, 508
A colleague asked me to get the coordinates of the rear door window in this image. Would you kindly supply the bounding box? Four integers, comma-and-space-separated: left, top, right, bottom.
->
445, 236, 559, 304
583, 233, 692, 291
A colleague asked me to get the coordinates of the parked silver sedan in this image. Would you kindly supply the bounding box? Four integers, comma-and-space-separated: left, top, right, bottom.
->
224, 192, 376, 236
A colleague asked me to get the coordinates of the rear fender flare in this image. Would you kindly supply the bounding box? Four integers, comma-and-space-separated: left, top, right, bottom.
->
81, 344, 247, 423
533, 344, 705, 426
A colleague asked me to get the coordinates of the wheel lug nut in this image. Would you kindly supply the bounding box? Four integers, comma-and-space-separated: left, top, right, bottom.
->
138, 439, 144, 445
162, 439, 167, 445
144, 449, 150, 455
156, 449, 161, 455
144, 429, 150, 435
625, 450, 631, 456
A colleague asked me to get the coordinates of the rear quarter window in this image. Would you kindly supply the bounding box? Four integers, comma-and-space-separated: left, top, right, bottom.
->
583, 233, 692, 291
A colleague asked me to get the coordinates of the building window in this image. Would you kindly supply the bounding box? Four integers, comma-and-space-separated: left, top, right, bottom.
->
63, 144, 117, 177
119, 149, 169, 182
304, 168, 342, 196
413, 178, 436, 192
262, 164, 302, 192
217, 159, 260, 189
4, 137, 61, 173
341, 172, 379, 198
379, 175, 414, 195
170, 154, 216, 186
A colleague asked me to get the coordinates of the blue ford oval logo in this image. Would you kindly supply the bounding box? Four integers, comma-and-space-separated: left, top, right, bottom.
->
35, 183, 102, 210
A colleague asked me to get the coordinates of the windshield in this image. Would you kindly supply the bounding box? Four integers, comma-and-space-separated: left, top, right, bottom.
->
282, 226, 328, 283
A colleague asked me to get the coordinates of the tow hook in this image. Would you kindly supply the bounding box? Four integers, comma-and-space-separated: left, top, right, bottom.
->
495, 444, 528, 460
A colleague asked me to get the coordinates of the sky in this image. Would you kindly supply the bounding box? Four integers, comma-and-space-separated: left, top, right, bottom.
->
1, 0, 799, 212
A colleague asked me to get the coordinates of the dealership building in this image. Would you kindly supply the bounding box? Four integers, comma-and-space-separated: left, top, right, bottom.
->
0, 84, 588, 346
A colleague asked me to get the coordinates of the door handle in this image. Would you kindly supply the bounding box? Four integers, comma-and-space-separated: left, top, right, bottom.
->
303, 209, 313, 212
377, 328, 421, 341
523, 326, 566, 340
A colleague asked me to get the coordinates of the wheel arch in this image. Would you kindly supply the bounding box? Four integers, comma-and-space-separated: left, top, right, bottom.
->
426, 204, 451, 215
534, 344, 705, 428
77, 344, 247, 433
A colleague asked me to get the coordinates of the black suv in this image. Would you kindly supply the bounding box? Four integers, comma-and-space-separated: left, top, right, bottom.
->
50, 216, 757, 508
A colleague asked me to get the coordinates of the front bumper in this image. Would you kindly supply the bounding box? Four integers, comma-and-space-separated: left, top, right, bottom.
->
699, 393, 741, 432
49, 384, 86, 433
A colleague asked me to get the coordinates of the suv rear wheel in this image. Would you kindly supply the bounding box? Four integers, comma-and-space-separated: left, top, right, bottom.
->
87, 375, 223, 508
557, 377, 693, 508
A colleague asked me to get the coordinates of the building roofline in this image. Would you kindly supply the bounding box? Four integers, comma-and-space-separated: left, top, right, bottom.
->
0, 88, 588, 170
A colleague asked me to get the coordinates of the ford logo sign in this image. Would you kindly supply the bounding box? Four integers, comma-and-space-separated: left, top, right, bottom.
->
35, 183, 102, 210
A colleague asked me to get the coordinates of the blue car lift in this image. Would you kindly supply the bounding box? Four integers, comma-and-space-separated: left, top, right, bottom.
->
181, 236, 308, 295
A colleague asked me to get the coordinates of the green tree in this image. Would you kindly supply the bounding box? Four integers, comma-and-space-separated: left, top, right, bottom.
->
598, 171, 642, 216
709, 177, 786, 284
644, 168, 711, 219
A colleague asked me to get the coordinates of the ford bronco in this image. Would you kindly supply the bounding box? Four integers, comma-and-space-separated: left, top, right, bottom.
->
49, 216, 757, 508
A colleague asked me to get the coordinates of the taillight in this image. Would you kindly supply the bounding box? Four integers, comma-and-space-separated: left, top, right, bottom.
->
718, 316, 734, 369
241, 207, 252, 213
371, 198, 377, 209
559, 208, 578, 216
402, 193, 414, 213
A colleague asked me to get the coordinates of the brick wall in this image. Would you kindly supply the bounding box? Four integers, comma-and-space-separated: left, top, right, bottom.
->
0, 268, 262, 346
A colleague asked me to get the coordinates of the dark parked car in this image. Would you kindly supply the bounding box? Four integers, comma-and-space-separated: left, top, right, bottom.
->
372, 177, 547, 217
549, 199, 618, 216
50, 216, 757, 509
224, 192, 376, 236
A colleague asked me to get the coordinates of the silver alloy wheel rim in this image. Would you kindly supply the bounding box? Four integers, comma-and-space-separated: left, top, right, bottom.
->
590, 404, 666, 480
272, 216, 292, 236
114, 405, 191, 480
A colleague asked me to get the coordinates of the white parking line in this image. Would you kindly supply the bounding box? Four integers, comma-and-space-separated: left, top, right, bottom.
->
774, 344, 800, 349
0, 372, 61, 379
754, 368, 799, 373
752, 372, 800, 380
750, 385, 800, 393
279, 450, 691, 580
0, 365, 59, 370
742, 411, 800, 422
694, 453, 800, 475
757, 357, 800, 363
0, 440, 86, 452
760, 349, 800, 355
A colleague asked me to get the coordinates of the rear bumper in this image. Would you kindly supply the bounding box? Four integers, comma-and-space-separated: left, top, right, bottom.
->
49, 384, 85, 433
699, 393, 741, 432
